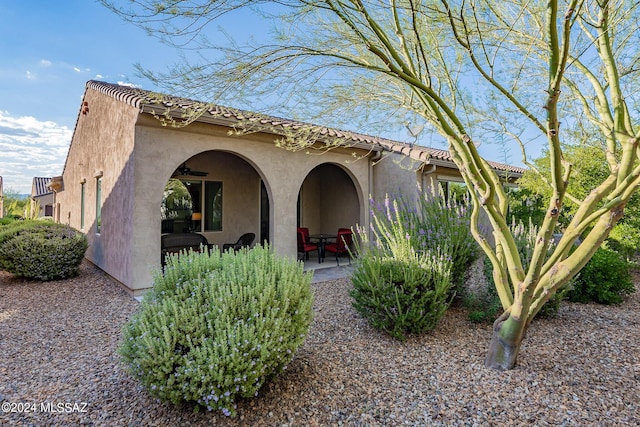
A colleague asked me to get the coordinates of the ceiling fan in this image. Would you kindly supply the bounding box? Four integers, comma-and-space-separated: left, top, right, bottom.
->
173, 162, 208, 177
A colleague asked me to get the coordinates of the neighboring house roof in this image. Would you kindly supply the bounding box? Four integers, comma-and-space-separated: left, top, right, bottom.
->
32, 177, 52, 198
84, 80, 526, 177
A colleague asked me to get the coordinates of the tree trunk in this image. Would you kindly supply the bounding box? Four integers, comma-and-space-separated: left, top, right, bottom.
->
484, 313, 528, 370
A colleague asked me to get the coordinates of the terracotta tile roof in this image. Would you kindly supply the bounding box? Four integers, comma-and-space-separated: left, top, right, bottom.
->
85, 80, 526, 176
32, 177, 52, 197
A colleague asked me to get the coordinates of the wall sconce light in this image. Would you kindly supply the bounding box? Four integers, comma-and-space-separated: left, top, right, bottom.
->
191, 212, 202, 221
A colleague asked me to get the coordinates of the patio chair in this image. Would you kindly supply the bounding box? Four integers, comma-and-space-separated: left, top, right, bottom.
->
324, 228, 353, 266
161, 232, 209, 265
297, 229, 320, 263
298, 227, 310, 242
222, 232, 255, 252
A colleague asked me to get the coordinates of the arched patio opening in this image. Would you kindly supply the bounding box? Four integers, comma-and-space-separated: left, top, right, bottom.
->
160, 150, 269, 256
297, 163, 360, 265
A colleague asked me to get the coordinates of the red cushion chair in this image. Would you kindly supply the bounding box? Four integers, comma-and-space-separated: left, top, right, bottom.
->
324, 228, 353, 266
297, 229, 319, 262
298, 227, 310, 242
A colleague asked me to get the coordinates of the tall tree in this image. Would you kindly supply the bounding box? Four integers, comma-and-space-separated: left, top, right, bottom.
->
104, 0, 640, 370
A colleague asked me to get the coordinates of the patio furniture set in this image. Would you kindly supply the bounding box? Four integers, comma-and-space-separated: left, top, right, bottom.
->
297, 227, 353, 266
160, 232, 255, 265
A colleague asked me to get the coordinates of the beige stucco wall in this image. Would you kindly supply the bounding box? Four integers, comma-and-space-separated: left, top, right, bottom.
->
57, 89, 139, 287
371, 152, 424, 202
129, 116, 371, 293
32, 193, 54, 217
59, 87, 474, 295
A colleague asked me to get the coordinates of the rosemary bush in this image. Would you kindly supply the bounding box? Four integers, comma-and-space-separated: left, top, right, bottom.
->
351, 196, 453, 340
119, 245, 314, 416
0, 220, 87, 280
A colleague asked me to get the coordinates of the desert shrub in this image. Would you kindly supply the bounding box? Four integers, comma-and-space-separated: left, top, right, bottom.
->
466, 219, 567, 322
351, 251, 452, 340
0, 220, 70, 246
351, 197, 452, 340
0, 217, 16, 226
370, 190, 478, 294
606, 222, 640, 262
567, 247, 635, 305
0, 220, 87, 280
119, 245, 314, 416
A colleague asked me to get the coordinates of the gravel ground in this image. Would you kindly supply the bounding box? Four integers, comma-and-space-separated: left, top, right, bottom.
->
1, 261, 639, 426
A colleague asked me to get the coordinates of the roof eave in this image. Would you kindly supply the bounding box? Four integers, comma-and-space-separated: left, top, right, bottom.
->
139, 104, 382, 153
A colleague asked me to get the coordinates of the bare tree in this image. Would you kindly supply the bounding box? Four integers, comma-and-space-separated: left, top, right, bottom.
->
103, 0, 640, 370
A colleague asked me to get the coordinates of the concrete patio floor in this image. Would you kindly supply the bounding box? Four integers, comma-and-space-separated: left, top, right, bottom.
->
302, 256, 354, 283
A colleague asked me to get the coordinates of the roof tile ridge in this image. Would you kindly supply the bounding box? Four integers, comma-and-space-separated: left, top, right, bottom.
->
85, 80, 524, 175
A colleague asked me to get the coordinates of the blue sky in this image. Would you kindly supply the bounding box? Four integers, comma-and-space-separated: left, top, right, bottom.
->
0, 1, 527, 195
0, 0, 179, 194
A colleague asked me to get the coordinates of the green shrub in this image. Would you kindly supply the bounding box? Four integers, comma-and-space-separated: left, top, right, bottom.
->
0, 217, 16, 226
368, 190, 478, 295
119, 245, 314, 416
567, 247, 635, 304
351, 251, 452, 341
0, 220, 87, 280
406, 188, 478, 292
351, 197, 453, 340
0, 219, 71, 247
606, 222, 640, 261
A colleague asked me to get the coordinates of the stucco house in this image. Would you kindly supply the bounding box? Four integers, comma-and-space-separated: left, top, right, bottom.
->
53, 80, 523, 295
31, 177, 54, 218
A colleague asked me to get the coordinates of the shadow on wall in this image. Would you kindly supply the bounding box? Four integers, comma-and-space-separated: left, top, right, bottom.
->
76, 152, 136, 287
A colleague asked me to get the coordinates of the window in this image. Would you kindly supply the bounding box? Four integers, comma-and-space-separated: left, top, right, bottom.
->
438, 179, 469, 204
160, 179, 222, 233
96, 177, 102, 234
205, 181, 222, 231
80, 181, 86, 229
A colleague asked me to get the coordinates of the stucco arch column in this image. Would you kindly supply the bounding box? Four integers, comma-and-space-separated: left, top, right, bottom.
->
267, 182, 299, 260
257, 153, 312, 261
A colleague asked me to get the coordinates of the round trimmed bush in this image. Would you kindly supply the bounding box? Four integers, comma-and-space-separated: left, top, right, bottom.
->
0, 220, 87, 281
119, 245, 314, 416
350, 251, 452, 341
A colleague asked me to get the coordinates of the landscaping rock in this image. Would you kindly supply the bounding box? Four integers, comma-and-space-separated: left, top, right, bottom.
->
0, 261, 638, 426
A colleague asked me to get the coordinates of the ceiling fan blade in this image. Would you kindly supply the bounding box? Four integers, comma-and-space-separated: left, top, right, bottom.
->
172, 162, 207, 177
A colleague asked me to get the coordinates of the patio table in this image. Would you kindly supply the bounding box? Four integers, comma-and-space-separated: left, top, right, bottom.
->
308, 234, 337, 263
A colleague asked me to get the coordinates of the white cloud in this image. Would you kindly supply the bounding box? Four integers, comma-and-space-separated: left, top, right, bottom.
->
95, 74, 104, 79
25, 70, 35, 80
40, 59, 52, 67
117, 81, 139, 88
73, 66, 91, 73
0, 111, 71, 194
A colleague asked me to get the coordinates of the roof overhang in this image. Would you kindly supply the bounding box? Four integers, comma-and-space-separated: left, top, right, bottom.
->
48, 176, 64, 192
